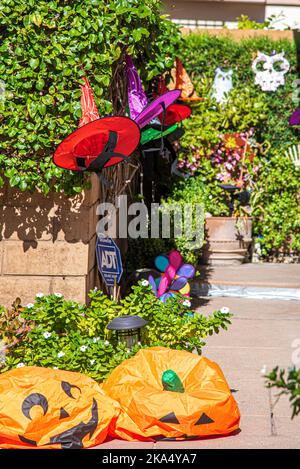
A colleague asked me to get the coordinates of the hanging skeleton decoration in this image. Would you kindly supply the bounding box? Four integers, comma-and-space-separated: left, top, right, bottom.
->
252, 51, 289, 92
211, 68, 233, 104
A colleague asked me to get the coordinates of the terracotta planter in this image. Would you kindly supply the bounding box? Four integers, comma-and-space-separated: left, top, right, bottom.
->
202, 217, 252, 265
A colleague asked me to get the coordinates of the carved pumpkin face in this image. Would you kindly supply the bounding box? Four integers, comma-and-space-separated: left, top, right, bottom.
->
0, 367, 120, 449
102, 347, 240, 441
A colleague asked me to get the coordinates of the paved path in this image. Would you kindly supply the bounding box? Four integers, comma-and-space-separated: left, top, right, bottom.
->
197, 263, 300, 288
96, 296, 300, 449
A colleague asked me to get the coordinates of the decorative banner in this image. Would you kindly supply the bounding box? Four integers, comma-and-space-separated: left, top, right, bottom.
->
252, 51, 289, 92
96, 236, 123, 287
211, 68, 233, 104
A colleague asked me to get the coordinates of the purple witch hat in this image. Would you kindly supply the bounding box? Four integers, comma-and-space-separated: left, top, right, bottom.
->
126, 55, 148, 121
289, 109, 300, 126
125, 54, 180, 129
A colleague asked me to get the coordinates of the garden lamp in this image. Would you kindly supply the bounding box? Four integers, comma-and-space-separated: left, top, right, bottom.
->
107, 315, 148, 350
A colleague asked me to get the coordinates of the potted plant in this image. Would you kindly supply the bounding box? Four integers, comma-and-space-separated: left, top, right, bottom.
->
203, 130, 261, 265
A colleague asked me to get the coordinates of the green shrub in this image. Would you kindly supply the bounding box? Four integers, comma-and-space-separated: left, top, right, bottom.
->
0, 0, 181, 195
236, 14, 287, 30
265, 366, 300, 419
124, 237, 174, 277
0, 285, 232, 381
251, 151, 300, 254
169, 33, 300, 258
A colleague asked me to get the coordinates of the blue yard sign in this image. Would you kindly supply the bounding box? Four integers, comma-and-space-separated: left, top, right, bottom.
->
96, 236, 123, 287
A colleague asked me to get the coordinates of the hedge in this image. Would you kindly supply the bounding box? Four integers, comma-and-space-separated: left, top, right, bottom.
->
171, 33, 300, 257
0, 0, 180, 195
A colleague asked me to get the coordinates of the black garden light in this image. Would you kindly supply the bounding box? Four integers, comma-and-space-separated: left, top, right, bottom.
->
107, 315, 148, 350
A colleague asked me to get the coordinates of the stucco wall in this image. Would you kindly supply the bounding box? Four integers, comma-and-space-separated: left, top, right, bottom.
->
164, 1, 300, 29
0, 174, 101, 307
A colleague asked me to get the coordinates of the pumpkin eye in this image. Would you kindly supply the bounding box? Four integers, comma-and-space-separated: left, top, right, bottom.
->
195, 413, 214, 425
22, 393, 48, 420
59, 407, 70, 420
159, 412, 180, 424
61, 381, 81, 399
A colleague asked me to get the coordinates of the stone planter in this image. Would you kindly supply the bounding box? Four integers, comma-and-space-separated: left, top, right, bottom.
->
0, 175, 102, 307
202, 216, 253, 265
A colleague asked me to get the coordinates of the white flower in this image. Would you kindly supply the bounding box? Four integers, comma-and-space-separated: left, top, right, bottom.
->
36, 293, 44, 298
93, 337, 100, 343
90, 359, 95, 365
126, 349, 130, 353
142, 280, 149, 287
57, 351, 65, 358
260, 365, 267, 376
137, 341, 142, 346
16, 362, 25, 368
104, 340, 109, 346
53, 366, 58, 370
43, 332, 52, 339
80, 345, 87, 352
183, 299, 191, 308
93, 286, 98, 291
54, 292, 63, 298
26, 303, 34, 309
221, 307, 230, 314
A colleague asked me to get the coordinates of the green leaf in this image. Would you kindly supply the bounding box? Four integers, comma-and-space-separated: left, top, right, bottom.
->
29, 58, 40, 69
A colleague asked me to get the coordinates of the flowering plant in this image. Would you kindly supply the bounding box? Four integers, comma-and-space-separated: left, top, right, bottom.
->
176, 129, 261, 190
211, 130, 261, 189
0, 284, 232, 381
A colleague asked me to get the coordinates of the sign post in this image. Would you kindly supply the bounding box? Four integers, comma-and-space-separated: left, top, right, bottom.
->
96, 236, 123, 300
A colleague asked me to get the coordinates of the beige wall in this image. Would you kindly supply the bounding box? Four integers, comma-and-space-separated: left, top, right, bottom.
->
0, 174, 102, 307
164, 1, 300, 28
164, 1, 266, 23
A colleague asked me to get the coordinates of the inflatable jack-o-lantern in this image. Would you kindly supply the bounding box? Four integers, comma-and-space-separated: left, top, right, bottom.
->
103, 347, 240, 441
0, 367, 120, 449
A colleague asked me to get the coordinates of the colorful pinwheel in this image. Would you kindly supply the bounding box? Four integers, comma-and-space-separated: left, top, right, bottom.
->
148, 250, 195, 302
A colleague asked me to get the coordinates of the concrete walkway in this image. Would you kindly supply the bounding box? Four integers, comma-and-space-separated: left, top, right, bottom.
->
96, 296, 300, 449
197, 263, 300, 288
96, 264, 300, 449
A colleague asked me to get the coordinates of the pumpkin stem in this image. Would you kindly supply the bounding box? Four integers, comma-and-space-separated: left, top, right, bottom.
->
162, 369, 184, 393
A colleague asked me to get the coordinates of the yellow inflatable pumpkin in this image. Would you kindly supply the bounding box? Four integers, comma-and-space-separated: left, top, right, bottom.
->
0, 366, 120, 449
103, 347, 240, 441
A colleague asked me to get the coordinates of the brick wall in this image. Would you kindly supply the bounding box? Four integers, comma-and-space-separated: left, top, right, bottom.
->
0, 174, 101, 307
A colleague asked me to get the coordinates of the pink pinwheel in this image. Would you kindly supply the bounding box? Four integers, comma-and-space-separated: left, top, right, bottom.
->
149, 250, 195, 303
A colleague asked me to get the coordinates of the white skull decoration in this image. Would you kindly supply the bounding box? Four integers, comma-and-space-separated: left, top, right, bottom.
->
252, 51, 289, 92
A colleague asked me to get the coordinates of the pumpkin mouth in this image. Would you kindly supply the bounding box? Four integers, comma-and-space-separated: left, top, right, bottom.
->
162, 370, 184, 393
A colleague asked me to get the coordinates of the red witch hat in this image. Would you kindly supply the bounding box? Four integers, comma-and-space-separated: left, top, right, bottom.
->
158, 103, 192, 127
53, 78, 140, 173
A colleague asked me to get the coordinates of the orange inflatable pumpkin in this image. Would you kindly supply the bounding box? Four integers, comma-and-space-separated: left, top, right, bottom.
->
0, 367, 120, 449
103, 347, 240, 441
